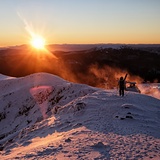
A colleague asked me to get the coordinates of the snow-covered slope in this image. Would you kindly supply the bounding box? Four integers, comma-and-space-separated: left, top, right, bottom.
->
0, 73, 160, 160
0, 74, 15, 81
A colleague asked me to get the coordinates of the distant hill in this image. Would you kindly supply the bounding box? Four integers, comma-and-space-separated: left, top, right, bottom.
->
1, 43, 160, 52
0, 44, 160, 88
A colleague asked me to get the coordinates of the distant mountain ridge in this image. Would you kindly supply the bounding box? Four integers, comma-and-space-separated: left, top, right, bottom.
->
1, 43, 160, 51
0, 44, 160, 88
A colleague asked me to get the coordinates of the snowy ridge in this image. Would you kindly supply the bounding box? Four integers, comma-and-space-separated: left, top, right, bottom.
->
0, 73, 160, 159
0, 74, 15, 81
0, 73, 96, 136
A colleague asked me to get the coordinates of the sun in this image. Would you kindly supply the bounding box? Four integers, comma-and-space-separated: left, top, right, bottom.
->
30, 35, 46, 50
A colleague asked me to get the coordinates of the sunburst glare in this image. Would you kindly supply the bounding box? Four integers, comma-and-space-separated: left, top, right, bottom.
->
30, 35, 46, 50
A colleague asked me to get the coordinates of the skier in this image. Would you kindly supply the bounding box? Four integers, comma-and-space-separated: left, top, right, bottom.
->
118, 73, 128, 96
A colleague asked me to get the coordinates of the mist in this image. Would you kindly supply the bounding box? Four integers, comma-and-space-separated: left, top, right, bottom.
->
138, 83, 160, 99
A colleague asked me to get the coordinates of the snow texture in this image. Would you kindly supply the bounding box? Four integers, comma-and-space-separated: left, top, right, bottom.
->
0, 73, 160, 160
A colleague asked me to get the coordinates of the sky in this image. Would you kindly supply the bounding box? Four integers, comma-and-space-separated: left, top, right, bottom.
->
0, 0, 160, 47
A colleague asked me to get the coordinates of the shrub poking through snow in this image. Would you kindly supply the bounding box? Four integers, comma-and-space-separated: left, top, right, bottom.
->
74, 102, 86, 112
0, 112, 6, 121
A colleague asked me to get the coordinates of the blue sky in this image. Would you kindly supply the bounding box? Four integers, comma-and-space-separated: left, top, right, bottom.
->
0, 0, 160, 46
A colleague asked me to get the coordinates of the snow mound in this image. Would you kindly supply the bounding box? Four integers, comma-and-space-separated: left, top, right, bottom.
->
0, 74, 15, 81
0, 73, 160, 160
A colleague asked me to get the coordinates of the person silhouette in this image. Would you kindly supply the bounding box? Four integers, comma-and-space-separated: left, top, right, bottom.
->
118, 74, 128, 96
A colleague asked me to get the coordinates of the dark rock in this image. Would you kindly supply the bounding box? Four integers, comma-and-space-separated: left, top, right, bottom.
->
65, 138, 71, 143
126, 115, 133, 119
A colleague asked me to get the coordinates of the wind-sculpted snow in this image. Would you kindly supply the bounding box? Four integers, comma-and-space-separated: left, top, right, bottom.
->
0, 73, 160, 159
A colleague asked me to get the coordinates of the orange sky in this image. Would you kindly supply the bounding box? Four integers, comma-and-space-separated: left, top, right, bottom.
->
0, 0, 160, 47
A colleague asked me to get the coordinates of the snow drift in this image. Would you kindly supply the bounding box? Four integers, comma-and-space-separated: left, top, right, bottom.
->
0, 73, 160, 160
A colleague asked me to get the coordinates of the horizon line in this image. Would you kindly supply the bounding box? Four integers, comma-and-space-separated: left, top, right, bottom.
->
1, 43, 160, 48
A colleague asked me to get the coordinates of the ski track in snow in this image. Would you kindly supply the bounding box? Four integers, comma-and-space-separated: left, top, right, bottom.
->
0, 73, 159, 160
